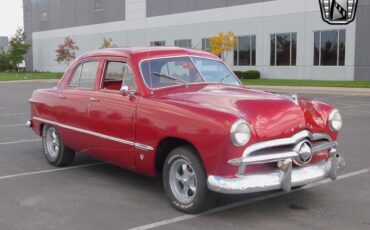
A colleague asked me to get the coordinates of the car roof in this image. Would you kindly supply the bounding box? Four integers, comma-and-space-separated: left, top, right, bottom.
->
79, 47, 219, 60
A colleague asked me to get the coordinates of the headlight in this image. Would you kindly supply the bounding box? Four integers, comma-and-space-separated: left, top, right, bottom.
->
230, 119, 251, 146
329, 109, 342, 131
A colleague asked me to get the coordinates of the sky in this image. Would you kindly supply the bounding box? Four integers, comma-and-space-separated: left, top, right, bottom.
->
0, 0, 24, 38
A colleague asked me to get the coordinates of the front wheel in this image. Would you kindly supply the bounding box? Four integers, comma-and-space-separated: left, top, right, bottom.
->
163, 146, 217, 214
42, 125, 75, 167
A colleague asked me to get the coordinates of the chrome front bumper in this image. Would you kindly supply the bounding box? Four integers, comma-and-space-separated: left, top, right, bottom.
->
208, 151, 345, 194
207, 130, 345, 194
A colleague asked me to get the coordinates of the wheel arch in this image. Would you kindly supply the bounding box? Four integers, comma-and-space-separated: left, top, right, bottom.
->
155, 137, 202, 175
39, 122, 45, 136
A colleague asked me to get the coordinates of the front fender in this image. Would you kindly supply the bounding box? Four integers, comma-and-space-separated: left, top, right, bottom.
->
134, 97, 239, 176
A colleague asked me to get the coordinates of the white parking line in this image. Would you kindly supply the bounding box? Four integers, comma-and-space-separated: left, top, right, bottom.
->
0, 139, 41, 146
0, 123, 26, 128
128, 168, 370, 230
0, 112, 29, 117
0, 162, 105, 181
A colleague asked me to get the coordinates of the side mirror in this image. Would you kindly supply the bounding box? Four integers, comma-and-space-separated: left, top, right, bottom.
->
120, 85, 129, 96
120, 85, 135, 97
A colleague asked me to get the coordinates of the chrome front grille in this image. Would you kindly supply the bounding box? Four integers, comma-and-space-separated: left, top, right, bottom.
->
228, 130, 336, 175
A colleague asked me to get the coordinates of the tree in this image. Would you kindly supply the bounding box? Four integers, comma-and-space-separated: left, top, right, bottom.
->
208, 31, 237, 61
55, 37, 79, 66
100, 37, 117, 49
8, 28, 31, 71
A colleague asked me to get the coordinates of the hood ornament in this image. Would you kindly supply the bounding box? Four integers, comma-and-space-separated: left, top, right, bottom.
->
291, 93, 299, 105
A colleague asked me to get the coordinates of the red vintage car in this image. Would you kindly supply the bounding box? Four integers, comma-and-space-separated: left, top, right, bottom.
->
28, 47, 345, 213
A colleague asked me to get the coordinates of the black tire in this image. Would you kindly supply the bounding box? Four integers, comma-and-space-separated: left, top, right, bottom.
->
42, 125, 75, 167
163, 145, 217, 214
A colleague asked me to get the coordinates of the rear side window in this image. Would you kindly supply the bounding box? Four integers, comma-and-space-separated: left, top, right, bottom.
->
68, 65, 82, 87
79, 62, 99, 89
68, 61, 99, 89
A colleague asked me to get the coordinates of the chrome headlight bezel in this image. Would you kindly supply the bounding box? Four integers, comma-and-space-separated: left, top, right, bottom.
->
328, 109, 343, 131
230, 119, 251, 147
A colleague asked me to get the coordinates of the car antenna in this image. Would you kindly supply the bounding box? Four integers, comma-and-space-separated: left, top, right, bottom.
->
148, 51, 154, 95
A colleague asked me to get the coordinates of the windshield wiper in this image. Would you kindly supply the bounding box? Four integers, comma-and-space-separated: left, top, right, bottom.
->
219, 74, 231, 83
152, 72, 188, 85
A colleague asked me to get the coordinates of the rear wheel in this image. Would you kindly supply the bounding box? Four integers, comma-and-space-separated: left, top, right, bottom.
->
163, 146, 217, 214
42, 125, 75, 167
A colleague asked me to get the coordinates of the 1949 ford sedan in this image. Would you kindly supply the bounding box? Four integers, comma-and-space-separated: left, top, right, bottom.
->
28, 47, 345, 213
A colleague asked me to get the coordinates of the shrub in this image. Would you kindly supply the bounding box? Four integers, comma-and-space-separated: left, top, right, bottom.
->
0, 52, 14, 72
234, 70, 261, 80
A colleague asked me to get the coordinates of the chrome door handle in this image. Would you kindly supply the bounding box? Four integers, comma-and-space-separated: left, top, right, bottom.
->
58, 95, 66, 99
89, 97, 99, 102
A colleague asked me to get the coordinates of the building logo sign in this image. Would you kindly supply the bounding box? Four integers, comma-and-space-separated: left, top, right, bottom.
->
319, 0, 358, 25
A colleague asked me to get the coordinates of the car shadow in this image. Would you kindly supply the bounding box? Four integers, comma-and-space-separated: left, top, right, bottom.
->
70, 152, 319, 216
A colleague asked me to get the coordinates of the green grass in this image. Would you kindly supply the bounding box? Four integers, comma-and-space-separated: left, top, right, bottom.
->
242, 79, 370, 88
0, 72, 63, 81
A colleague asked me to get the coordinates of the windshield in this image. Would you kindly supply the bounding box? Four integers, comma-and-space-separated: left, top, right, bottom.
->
140, 56, 240, 89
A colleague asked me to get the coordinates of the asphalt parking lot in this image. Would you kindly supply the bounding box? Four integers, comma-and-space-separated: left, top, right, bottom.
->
0, 81, 369, 230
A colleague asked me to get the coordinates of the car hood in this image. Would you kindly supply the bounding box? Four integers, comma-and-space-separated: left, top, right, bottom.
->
157, 84, 309, 141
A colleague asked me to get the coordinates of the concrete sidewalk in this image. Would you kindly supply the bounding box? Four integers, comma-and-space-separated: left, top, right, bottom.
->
0, 79, 60, 84
247, 85, 370, 96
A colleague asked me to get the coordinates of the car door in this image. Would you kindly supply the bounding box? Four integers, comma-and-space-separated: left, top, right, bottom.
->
56, 60, 101, 152
86, 59, 138, 169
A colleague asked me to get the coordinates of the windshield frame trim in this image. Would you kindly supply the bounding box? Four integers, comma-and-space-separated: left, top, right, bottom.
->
138, 55, 241, 91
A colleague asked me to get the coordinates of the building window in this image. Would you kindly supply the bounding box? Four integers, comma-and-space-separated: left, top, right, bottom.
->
314, 30, 345, 66
271, 33, 297, 66
150, 41, 166, 46
40, 11, 48, 21
175, 39, 192, 48
234, 35, 256, 66
93, 0, 103, 12
201, 38, 210, 51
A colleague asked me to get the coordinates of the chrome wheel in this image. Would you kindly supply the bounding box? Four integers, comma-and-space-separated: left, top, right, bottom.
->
169, 159, 197, 203
45, 127, 60, 160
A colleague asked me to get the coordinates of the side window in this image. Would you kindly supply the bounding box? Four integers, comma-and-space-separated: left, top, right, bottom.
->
123, 66, 137, 91
68, 64, 82, 87
102, 61, 127, 90
79, 61, 99, 89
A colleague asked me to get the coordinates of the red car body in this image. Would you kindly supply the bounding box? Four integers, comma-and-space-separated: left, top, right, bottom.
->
28, 47, 344, 198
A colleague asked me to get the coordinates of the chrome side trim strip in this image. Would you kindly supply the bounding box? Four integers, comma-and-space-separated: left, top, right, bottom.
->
135, 143, 154, 151
33, 117, 154, 151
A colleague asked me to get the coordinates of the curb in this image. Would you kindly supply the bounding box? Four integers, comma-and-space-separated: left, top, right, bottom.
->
247, 85, 370, 96
0, 79, 60, 84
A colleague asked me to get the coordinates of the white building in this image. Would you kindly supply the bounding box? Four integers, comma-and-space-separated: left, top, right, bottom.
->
23, 0, 370, 81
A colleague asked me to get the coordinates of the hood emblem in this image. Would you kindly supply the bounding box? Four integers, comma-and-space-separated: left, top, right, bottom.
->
291, 93, 299, 105
293, 140, 313, 166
